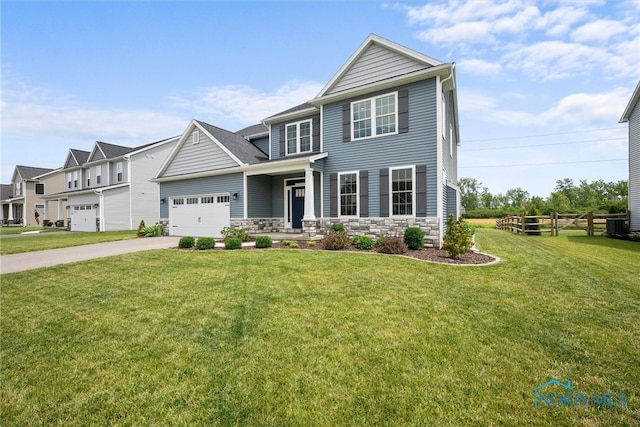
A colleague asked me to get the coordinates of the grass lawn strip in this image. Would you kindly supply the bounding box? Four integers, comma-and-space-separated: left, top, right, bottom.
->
1, 229, 638, 425
0, 230, 136, 255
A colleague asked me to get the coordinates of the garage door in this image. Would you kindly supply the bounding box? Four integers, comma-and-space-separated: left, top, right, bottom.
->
169, 194, 230, 238
70, 204, 97, 232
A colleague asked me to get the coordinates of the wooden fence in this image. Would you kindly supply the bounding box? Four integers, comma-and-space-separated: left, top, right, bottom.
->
496, 212, 630, 236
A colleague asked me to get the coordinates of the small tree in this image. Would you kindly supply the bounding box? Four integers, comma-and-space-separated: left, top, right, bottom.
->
443, 215, 473, 258
136, 220, 146, 237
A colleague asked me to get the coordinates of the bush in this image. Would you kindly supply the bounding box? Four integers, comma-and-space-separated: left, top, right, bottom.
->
352, 235, 374, 250
329, 223, 345, 232
289, 242, 299, 249
178, 236, 195, 248
281, 240, 293, 246
307, 241, 317, 247
136, 220, 146, 237
376, 236, 408, 254
255, 236, 272, 248
443, 215, 473, 258
224, 237, 242, 250
403, 227, 424, 250
322, 231, 351, 250
196, 237, 216, 250
220, 227, 250, 242
142, 223, 164, 237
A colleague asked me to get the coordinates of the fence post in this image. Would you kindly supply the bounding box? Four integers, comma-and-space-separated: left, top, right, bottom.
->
587, 211, 594, 236
554, 212, 558, 236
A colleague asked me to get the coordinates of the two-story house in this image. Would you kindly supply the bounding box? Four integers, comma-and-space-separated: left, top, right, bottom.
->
44, 138, 179, 232
620, 80, 640, 232
154, 34, 460, 247
0, 166, 66, 226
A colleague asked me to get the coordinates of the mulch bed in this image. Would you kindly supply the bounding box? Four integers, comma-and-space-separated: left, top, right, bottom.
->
177, 241, 498, 266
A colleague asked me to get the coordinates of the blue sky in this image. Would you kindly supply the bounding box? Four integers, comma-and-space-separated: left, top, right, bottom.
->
1, 0, 639, 197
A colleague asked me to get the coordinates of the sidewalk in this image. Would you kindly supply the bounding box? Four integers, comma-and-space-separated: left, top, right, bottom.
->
0, 236, 181, 274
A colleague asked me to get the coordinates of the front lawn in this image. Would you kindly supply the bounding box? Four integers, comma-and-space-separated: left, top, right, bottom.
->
0, 230, 136, 255
1, 229, 638, 425
0, 226, 62, 235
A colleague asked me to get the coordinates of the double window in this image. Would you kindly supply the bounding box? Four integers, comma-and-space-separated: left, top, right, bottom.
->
339, 172, 358, 216
286, 120, 312, 155
391, 166, 414, 216
352, 92, 397, 140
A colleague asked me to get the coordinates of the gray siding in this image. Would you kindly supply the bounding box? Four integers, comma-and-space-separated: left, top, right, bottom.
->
163, 129, 238, 177
68, 193, 99, 206
322, 79, 438, 218
446, 185, 457, 218
630, 102, 640, 230
251, 136, 270, 156
270, 114, 321, 160
247, 175, 273, 217
110, 160, 128, 185
442, 90, 458, 183
328, 43, 430, 95
160, 173, 243, 219
103, 186, 131, 231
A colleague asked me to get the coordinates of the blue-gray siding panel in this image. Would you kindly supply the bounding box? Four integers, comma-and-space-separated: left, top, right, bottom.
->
160, 173, 243, 218
321, 79, 438, 217
251, 136, 270, 156
247, 175, 273, 217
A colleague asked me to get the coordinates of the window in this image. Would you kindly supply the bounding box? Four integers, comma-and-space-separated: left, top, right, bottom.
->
15, 182, 22, 196
73, 171, 78, 188
391, 167, 414, 216
173, 198, 184, 205
201, 196, 215, 204
66, 173, 72, 189
116, 162, 123, 182
352, 92, 397, 140
285, 120, 312, 155
35, 183, 45, 194
217, 195, 230, 203
96, 165, 102, 184
186, 197, 198, 204
339, 172, 358, 216
193, 130, 200, 145
86, 169, 91, 187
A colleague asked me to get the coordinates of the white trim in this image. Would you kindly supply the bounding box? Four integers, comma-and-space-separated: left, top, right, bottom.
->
337, 170, 359, 218
351, 92, 398, 141
389, 165, 416, 217
262, 106, 319, 126
436, 76, 444, 245
285, 119, 313, 156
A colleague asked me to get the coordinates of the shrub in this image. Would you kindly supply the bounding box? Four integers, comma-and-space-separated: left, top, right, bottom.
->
329, 223, 345, 232
224, 237, 242, 250
403, 227, 424, 250
142, 223, 164, 237
178, 236, 195, 249
281, 240, 293, 247
196, 237, 216, 250
322, 231, 351, 250
255, 236, 272, 248
307, 241, 317, 247
352, 235, 374, 250
289, 242, 299, 249
220, 227, 250, 242
443, 215, 473, 258
136, 220, 146, 237
376, 236, 408, 254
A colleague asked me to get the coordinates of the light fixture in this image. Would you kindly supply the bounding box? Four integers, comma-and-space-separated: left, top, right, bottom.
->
160, 197, 166, 204
232, 193, 238, 200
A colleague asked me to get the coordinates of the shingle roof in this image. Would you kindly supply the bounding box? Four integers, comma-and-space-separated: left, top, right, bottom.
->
70, 149, 91, 166
15, 165, 55, 180
264, 102, 317, 121
95, 141, 135, 159
1, 184, 13, 200
196, 121, 268, 165
236, 123, 268, 138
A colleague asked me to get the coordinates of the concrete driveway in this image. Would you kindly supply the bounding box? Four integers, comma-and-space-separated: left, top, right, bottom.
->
0, 236, 181, 274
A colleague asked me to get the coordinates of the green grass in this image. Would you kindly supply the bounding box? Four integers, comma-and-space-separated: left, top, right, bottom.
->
1, 229, 638, 425
0, 226, 62, 235
0, 230, 136, 255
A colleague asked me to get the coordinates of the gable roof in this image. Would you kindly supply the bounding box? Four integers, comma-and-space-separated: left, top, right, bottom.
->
620, 80, 640, 123
197, 121, 268, 165
64, 149, 91, 169
14, 165, 55, 181
236, 123, 269, 139
263, 102, 319, 125
89, 141, 134, 162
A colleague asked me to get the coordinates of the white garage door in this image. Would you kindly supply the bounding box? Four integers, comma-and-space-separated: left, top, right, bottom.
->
70, 204, 97, 232
169, 194, 230, 238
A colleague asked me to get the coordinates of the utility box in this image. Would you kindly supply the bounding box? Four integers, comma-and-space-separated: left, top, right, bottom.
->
606, 218, 628, 235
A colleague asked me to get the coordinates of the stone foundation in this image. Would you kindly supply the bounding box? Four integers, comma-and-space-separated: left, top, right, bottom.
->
159, 218, 169, 236
231, 218, 285, 233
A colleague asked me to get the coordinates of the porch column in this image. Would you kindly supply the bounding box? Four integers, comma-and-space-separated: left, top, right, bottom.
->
8, 202, 14, 221
57, 199, 63, 221
43, 201, 49, 221
303, 167, 315, 220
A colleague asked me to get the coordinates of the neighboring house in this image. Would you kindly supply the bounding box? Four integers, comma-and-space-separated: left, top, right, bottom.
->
620, 80, 640, 232
44, 138, 179, 232
154, 34, 460, 246
0, 165, 66, 226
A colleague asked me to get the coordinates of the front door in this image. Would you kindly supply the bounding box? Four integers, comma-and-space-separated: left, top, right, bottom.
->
291, 187, 305, 229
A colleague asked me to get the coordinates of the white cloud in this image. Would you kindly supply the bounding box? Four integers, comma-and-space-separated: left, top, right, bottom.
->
540, 88, 632, 125
571, 19, 628, 43
169, 80, 324, 127
457, 59, 502, 76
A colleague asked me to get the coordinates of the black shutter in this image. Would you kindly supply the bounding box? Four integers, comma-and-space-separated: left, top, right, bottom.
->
380, 168, 389, 217
330, 173, 338, 217
416, 164, 427, 217
342, 103, 351, 142
312, 114, 320, 152
359, 170, 369, 217
398, 89, 409, 134
279, 124, 286, 157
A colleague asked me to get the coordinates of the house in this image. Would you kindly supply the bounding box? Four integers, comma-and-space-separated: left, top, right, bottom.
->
44, 137, 179, 232
154, 34, 460, 246
620, 80, 640, 232
0, 166, 66, 226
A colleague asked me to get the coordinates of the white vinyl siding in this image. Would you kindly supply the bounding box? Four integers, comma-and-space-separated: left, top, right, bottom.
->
352, 92, 397, 140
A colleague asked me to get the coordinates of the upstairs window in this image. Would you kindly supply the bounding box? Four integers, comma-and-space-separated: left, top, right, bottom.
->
86, 169, 91, 187
352, 92, 397, 140
73, 171, 78, 188
15, 182, 22, 196
35, 183, 45, 194
116, 162, 123, 182
96, 165, 102, 184
66, 173, 72, 189
286, 120, 312, 155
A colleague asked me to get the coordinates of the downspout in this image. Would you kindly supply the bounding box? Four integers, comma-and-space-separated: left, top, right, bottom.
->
125, 155, 132, 230
436, 75, 444, 247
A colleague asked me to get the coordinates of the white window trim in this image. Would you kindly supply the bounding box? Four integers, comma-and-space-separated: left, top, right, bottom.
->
193, 130, 200, 145
285, 119, 312, 156
338, 171, 359, 218
86, 168, 91, 187
73, 171, 79, 188
116, 162, 123, 182
389, 165, 416, 218
96, 165, 102, 184
351, 91, 399, 141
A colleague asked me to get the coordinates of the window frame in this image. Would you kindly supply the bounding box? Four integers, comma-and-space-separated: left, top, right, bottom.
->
338, 171, 359, 217
193, 130, 200, 145
389, 165, 415, 217
35, 183, 45, 195
351, 92, 398, 141
96, 165, 102, 185
73, 171, 78, 188
285, 119, 312, 156
86, 168, 91, 187
116, 162, 123, 183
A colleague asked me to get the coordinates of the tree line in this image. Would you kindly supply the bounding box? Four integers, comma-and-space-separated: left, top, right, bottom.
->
458, 177, 628, 218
